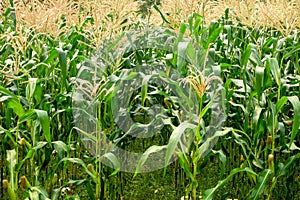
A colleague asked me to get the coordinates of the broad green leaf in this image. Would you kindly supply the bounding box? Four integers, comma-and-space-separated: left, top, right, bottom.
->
30, 186, 50, 200
250, 169, 273, 200
29, 190, 39, 200
178, 152, 196, 184
205, 27, 223, 49
35, 109, 51, 147
74, 127, 97, 141
165, 122, 196, 171
178, 23, 187, 42
0, 89, 24, 117
101, 152, 120, 176
177, 41, 189, 71
253, 105, 262, 132
287, 96, 300, 147
267, 58, 280, 87
33, 141, 48, 150
199, 98, 213, 119
242, 44, 253, 68
56, 47, 67, 90
135, 145, 166, 176
212, 150, 226, 179
7, 149, 17, 191
203, 167, 256, 200
15, 141, 47, 171
186, 42, 196, 65
26, 78, 37, 101
7, 98, 25, 117
255, 66, 264, 101
1, 127, 17, 147
276, 96, 288, 114
289, 142, 300, 151
250, 45, 263, 67
198, 128, 232, 158
141, 74, 152, 106
0, 86, 18, 98
231, 78, 251, 93
58, 158, 96, 179
53, 141, 69, 159
122, 71, 138, 81
19, 109, 37, 123
276, 153, 300, 178
15, 149, 35, 172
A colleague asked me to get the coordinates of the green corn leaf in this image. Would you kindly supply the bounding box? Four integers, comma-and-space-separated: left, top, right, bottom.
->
58, 158, 96, 180
16, 141, 47, 172
1, 127, 17, 147
74, 127, 97, 141
0, 86, 18, 98
199, 98, 213, 119
29, 186, 50, 200
276, 96, 288, 114
15, 149, 35, 172
212, 150, 226, 179
250, 169, 273, 200
276, 152, 300, 178
205, 26, 223, 49
101, 152, 121, 177
203, 167, 256, 200
242, 44, 253, 68
178, 151, 196, 184
253, 105, 263, 133
178, 23, 187, 42
6, 149, 17, 191
141, 74, 152, 106
52, 141, 68, 152
250, 45, 263, 67
287, 96, 300, 147
86, 179, 96, 200
177, 41, 189, 72
7, 98, 25, 117
186, 42, 196, 66
135, 145, 166, 177
198, 128, 232, 158
165, 122, 196, 173
0, 87, 25, 117
26, 78, 37, 101
153, 4, 170, 24
33, 141, 48, 150
56, 47, 68, 90
19, 109, 37, 123
267, 58, 280, 87
122, 71, 138, 81
35, 109, 51, 147
255, 66, 264, 101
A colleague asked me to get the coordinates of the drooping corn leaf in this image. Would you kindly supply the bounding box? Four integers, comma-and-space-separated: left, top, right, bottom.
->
203, 167, 257, 200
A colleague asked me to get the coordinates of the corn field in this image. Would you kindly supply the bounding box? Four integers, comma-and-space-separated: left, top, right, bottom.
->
0, 0, 299, 199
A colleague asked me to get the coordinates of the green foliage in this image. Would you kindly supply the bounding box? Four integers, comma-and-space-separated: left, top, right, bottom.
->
0, 4, 299, 200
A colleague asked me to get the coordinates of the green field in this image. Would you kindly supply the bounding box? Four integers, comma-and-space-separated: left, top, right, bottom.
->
0, 0, 299, 199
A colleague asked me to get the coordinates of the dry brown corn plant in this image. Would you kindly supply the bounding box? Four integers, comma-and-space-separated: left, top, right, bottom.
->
152, 0, 300, 35
2, 0, 299, 43
8, 0, 139, 44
